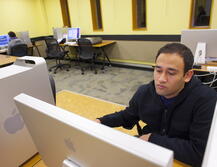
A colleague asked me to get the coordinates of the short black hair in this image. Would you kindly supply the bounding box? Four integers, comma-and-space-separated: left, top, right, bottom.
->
155, 43, 194, 73
8, 31, 16, 38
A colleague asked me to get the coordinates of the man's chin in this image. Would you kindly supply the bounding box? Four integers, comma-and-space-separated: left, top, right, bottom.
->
156, 89, 167, 97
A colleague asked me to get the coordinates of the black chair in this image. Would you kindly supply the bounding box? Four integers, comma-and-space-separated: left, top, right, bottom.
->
11, 44, 28, 57
194, 71, 217, 91
45, 37, 70, 74
77, 38, 101, 74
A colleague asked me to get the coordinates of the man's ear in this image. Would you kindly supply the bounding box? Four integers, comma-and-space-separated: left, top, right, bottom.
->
184, 70, 194, 83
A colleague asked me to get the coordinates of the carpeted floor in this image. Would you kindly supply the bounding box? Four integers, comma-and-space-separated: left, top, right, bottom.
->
46, 59, 153, 105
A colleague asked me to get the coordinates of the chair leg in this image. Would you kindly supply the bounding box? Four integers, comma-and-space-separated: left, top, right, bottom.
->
91, 58, 97, 74
78, 59, 84, 75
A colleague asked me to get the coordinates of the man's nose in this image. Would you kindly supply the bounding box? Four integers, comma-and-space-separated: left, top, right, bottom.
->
159, 72, 167, 82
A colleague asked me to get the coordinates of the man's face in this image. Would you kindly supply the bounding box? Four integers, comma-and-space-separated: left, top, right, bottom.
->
154, 53, 193, 99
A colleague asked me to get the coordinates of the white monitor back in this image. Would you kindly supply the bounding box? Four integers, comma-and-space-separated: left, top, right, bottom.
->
14, 93, 174, 167
202, 102, 217, 167
53, 27, 68, 42
0, 56, 55, 167
181, 29, 217, 58
16, 31, 32, 45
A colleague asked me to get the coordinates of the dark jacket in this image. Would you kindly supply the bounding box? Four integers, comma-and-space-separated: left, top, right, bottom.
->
99, 77, 217, 167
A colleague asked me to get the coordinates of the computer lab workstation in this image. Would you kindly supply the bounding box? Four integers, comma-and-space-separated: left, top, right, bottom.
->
0, 31, 41, 57
1, 29, 217, 167
1, 0, 217, 167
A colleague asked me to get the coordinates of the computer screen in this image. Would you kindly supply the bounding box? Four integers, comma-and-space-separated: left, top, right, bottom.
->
16, 31, 32, 45
202, 102, 217, 167
181, 29, 217, 58
14, 93, 173, 167
68, 28, 80, 41
0, 35, 9, 47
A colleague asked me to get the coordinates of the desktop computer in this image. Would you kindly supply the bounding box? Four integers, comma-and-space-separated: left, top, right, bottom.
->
53, 27, 68, 43
0, 34, 9, 50
0, 56, 55, 167
14, 93, 173, 167
67, 28, 80, 42
16, 31, 32, 45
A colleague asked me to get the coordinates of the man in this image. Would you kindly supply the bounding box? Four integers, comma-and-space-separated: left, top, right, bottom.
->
7, 31, 25, 55
96, 43, 217, 167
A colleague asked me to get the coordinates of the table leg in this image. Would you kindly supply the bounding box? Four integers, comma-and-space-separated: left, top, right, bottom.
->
34, 45, 42, 57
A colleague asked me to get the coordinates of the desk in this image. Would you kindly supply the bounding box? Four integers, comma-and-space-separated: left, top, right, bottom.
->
63, 40, 116, 66
22, 90, 190, 167
0, 54, 16, 67
0, 43, 41, 57
0, 48, 7, 54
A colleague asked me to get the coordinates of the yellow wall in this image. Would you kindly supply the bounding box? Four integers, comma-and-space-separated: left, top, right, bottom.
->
43, 0, 63, 35
211, 0, 217, 28
0, 0, 49, 37
1, 0, 217, 37
66, 0, 217, 35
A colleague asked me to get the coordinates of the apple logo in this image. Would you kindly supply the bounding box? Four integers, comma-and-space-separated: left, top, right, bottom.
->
64, 138, 76, 152
3, 109, 24, 134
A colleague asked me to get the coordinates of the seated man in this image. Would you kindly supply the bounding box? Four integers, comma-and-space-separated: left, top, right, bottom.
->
95, 43, 217, 167
7, 31, 25, 55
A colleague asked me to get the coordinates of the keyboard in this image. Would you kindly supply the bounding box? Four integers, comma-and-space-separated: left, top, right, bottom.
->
207, 66, 217, 72
64, 42, 76, 45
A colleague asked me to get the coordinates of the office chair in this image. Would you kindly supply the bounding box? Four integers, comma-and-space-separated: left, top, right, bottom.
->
77, 38, 101, 75
45, 37, 70, 74
11, 44, 28, 57
194, 72, 217, 91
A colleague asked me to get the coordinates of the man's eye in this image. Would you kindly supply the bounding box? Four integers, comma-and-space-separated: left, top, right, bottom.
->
155, 69, 162, 73
168, 72, 176, 75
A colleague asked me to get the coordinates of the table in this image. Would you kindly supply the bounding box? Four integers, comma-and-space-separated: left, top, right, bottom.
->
63, 40, 116, 66
0, 43, 42, 57
0, 54, 16, 67
22, 90, 190, 167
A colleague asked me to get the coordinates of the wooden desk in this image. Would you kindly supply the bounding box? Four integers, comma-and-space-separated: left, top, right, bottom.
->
0, 54, 16, 67
64, 40, 116, 66
22, 90, 190, 167
0, 43, 42, 57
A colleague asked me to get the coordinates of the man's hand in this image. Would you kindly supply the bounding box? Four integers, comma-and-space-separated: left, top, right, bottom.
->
94, 119, 101, 123
139, 133, 151, 141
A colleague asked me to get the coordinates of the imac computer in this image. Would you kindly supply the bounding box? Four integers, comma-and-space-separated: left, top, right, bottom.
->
53, 27, 68, 43
16, 31, 32, 45
0, 34, 10, 48
68, 28, 80, 41
202, 102, 217, 167
181, 29, 217, 61
14, 93, 173, 167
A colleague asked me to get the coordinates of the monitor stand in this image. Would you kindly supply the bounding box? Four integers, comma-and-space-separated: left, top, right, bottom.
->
62, 158, 80, 167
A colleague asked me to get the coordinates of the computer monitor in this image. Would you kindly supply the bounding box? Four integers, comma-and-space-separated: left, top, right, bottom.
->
202, 102, 217, 167
53, 27, 68, 42
0, 35, 9, 47
181, 29, 217, 59
16, 31, 32, 45
68, 28, 80, 41
53, 27, 63, 41
14, 93, 173, 167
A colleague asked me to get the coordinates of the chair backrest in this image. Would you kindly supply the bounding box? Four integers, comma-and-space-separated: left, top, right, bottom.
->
44, 38, 62, 58
77, 38, 95, 59
194, 72, 217, 91
11, 44, 28, 57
